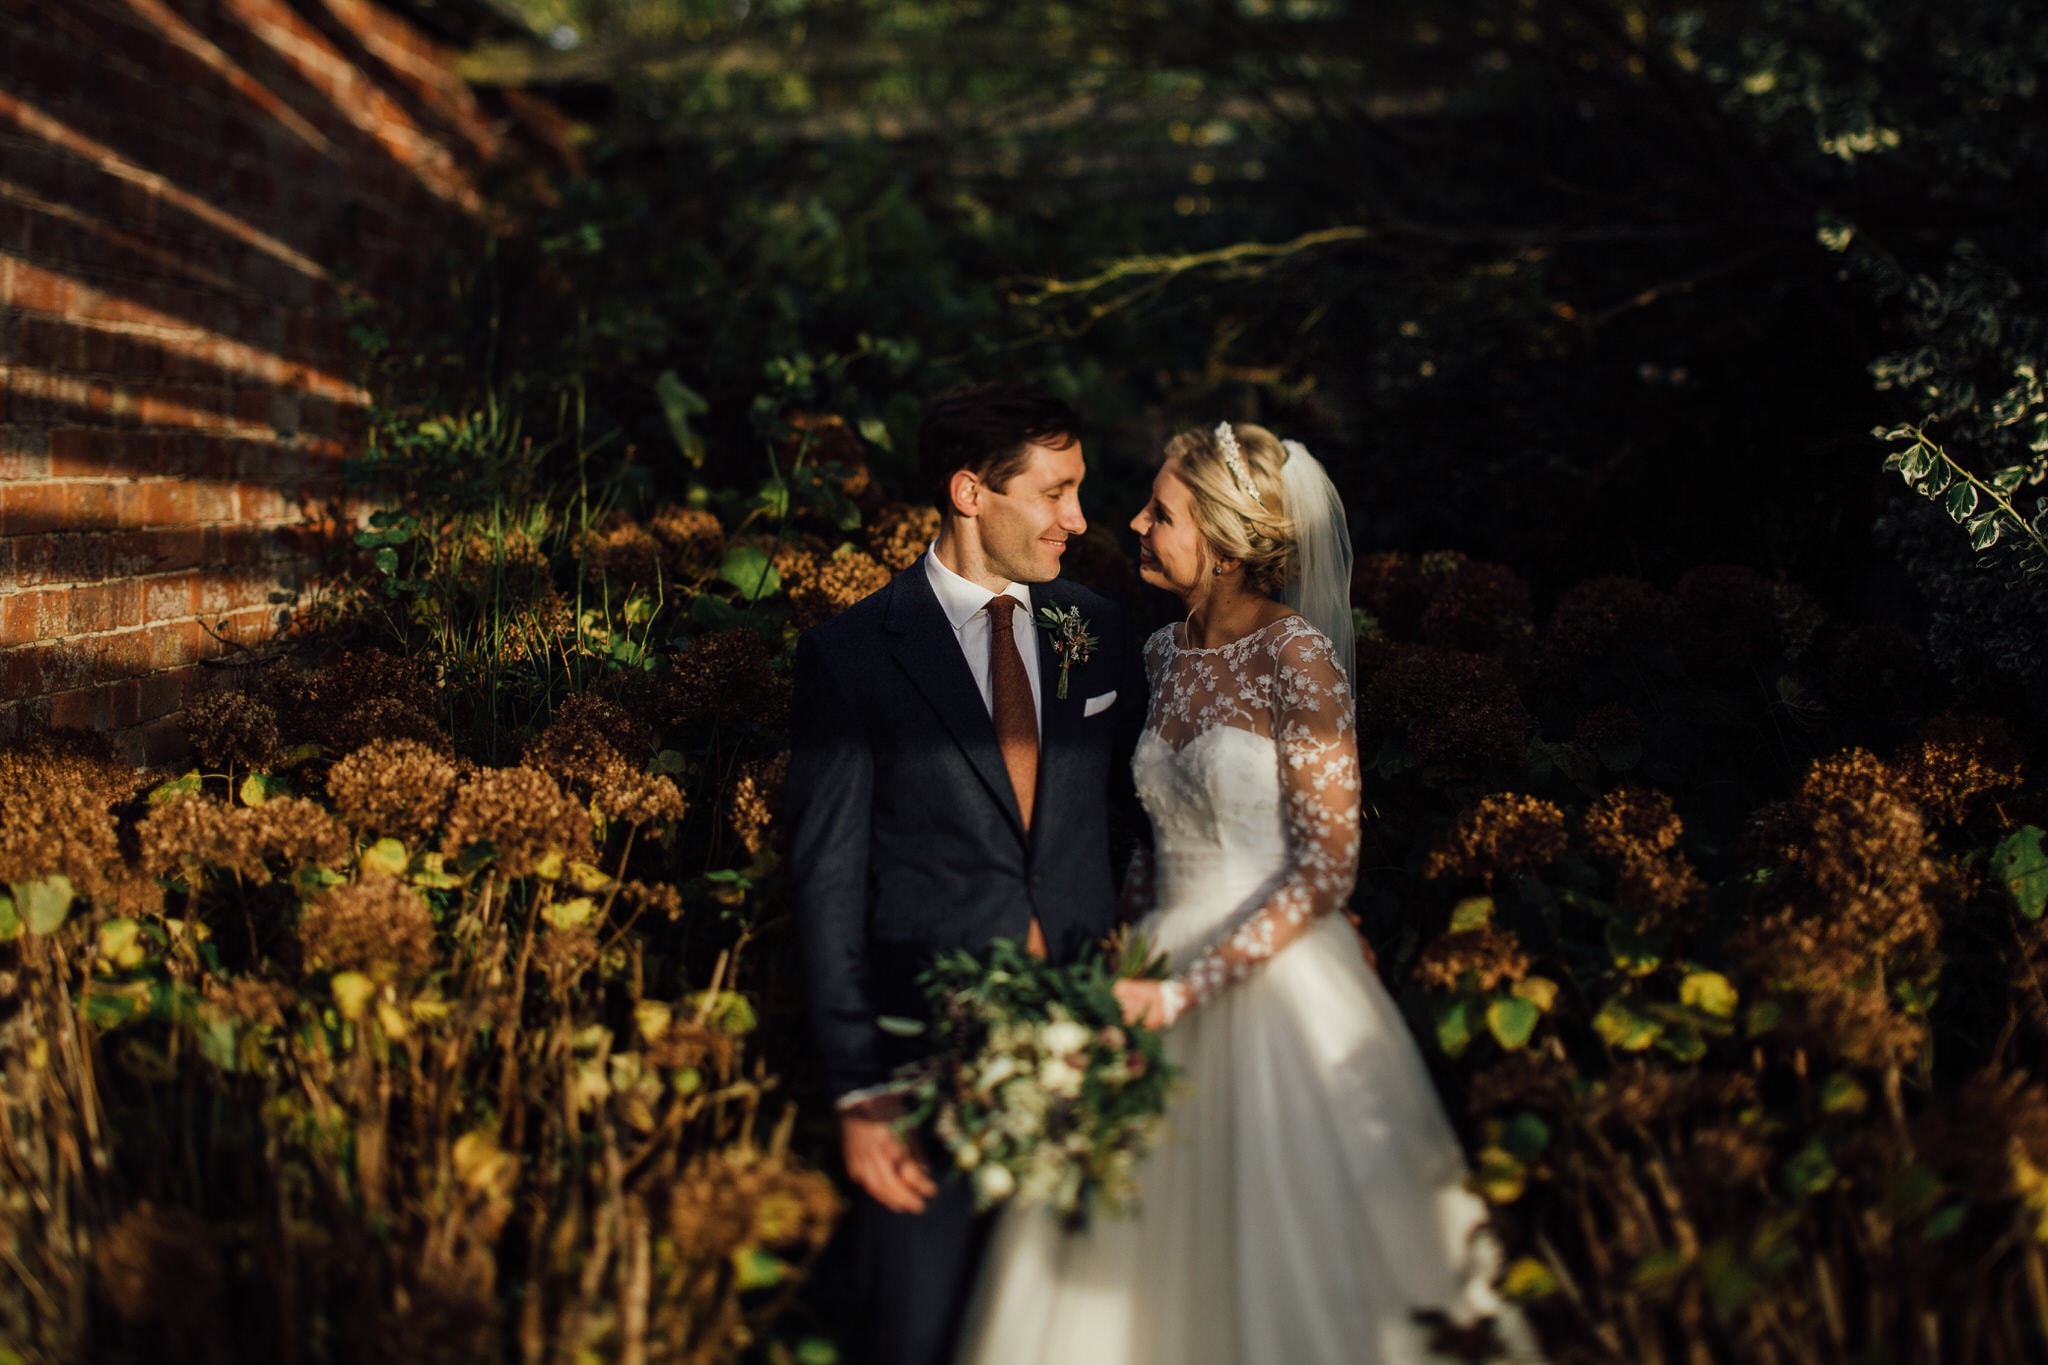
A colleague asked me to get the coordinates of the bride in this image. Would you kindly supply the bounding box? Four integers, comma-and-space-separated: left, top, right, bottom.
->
957, 422, 1535, 1364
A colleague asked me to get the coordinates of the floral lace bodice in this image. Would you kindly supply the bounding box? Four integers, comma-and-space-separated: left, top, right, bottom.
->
1127, 615, 1361, 1020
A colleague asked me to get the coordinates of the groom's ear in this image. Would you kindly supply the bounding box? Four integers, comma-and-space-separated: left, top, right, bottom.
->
946, 468, 983, 519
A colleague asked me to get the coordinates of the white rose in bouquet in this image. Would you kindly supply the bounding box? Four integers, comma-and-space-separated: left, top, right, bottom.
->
974, 1163, 1017, 1203
1040, 1018, 1093, 1058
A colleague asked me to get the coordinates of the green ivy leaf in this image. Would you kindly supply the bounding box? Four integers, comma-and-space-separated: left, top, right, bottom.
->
1433, 999, 1475, 1059
1945, 482, 1979, 522
373, 546, 399, 576
1487, 996, 1541, 1050
1820, 1072, 1870, 1115
1924, 1203, 1968, 1241
1993, 827, 2048, 919
1781, 1137, 1837, 1198
655, 370, 709, 467
717, 544, 782, 601
1968, 511, 2004, 551
1502, 1111, 1552, 1158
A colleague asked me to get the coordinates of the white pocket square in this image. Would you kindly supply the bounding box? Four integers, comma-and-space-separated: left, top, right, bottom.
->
1083, 690, 1117, 718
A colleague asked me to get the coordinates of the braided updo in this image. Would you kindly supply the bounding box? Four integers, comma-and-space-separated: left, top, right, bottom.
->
1164, 422, 1297, 595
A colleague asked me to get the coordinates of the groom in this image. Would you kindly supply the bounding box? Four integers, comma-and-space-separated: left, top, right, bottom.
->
788, 382, 1147, 1365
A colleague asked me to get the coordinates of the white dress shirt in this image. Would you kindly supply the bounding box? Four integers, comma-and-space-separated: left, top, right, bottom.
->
922, 544, 1043, 739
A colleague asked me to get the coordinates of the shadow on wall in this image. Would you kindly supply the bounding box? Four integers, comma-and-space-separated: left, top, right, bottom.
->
0, 0, 568, 759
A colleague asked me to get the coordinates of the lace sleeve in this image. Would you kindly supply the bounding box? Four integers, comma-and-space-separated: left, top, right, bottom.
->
1161, 626, 1360, 1020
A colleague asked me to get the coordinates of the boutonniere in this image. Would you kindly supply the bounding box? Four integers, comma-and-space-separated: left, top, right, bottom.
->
1034, 603, 1098, 700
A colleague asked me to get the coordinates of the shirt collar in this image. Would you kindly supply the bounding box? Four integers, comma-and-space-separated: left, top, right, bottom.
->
923, 543, 1031, 633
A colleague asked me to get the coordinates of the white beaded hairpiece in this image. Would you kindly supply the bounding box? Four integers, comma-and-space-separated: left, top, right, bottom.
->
1213, 421, 1264, 507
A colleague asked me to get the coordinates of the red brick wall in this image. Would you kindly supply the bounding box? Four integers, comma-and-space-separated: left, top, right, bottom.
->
1, 0, 533, 760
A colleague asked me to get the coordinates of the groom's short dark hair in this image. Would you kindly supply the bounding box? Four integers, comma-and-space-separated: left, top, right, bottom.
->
919, 382, 1083, 514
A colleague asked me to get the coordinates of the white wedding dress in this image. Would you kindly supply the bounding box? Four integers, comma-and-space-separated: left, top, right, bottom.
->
958, 616, 1535, 1365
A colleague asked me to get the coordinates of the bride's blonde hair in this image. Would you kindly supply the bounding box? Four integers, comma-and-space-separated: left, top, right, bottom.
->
1164, 422, 1297, 595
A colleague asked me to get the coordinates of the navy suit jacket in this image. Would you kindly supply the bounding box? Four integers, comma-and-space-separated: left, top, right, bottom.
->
787, 562, 1148, 1101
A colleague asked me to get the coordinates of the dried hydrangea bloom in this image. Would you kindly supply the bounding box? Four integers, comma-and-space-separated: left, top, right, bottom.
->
248, 798, 350, 874
525, 695, 683, 827
649, 504, 726, 573
1687, 1124, 1773, 1189
442, 767, 594, 878
1734, 749, 1940, 1066
261, 649, 438, 752
645, 1018, 734, 1075
299, 876, 437, 981
1418, 558, 1536, 654
1893, 712, 2027, 827
1584, 1062, 1689, 1128
205, 976, 297, 1029
1465, 1050, 1577, 1116
0, 734, 127, 894
615, 878, 682, 923
437, 523, 552, 599
1350, 550, 1430, 640
1423, 792, 1567, 885
1668, 563, 1826, 673
532, 921, 598, 986
92, 1202, 221, 1341
328, 739, 462, 841
665, 1150, 839, 1264
1413, 924, 1531, 993
182, 690, 282, 772
657, 629, 788, 732
1357, 643, 1533, 768
728, 752, 790, 857
139, 795, 265, 882
325, 698, 452, 762
1573, 702, 1641, 753
865, 502, 941, 573
1581, 786, 1685, 859
1544, 575, 1669, 661
1918, 1067, 2048, 1205
790, 550, 890, 629
576, 516, 664, 587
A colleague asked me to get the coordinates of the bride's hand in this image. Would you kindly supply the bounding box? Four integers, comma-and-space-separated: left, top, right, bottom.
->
1113, 978, 1172, 1030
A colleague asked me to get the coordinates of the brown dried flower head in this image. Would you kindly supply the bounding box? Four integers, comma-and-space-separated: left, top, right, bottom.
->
93, 1202, 221, 1342
0, 732, 128, 895
1581, 786, 1685, 859
576, 515, 665, 587
658, 629, 789, 733
1573, 702, 1641, 753
1414, 924, 1531, 994
1424, 793, 1568, 885
1466, 1050, 1578, 1116
1893, 713, 2027, 827
183, 690, 282, 772
138, 794, 347, 885
791, 550, 891, 629
1545, 576, 1670, 661
298, 877, 438, 981
442, 767, 595, 879
1687, 1124, 1773, 1188
650, 504, 727, 574
328, 738, 462, 841
666, 1150, 840, 1263
1418, 558, 1536, 655
524, 695, 684, 827
729, 752, 791, 857
1358, 644, 1533, 769
866, 503, 941, 573
1351, 551, 1430, 640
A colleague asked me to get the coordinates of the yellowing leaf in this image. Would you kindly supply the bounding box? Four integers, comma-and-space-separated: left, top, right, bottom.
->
1449, 896, 1495, 932
534, 850, 566, 882
1680, 970, 1740, 1019
635, 999, 673, 1043
1512, 975, 1559, 1012
568, 860, 613, 894
239, 773, 270, 807
96, 918, 146, 971
1820, 1072, 1868, 1116
408, 851, 464, 889
1593, 997, 1663, 1051
1501, 1256, 1559, 1301
1471, 1146, 1526, 1204
360, 838, 409, 879
12, 875, 75, 936
544, 897, 598, 930
1487, 996, 1541, 1050
376, 999, 411, 1040
453, 1131, 519, 1198
330, 971, 376, 1022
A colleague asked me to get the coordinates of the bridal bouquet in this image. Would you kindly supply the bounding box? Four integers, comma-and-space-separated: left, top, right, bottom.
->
895, 931, 1180, 1222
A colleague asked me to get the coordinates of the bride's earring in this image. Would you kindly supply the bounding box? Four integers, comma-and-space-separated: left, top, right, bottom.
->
1211, 566, 1222, 576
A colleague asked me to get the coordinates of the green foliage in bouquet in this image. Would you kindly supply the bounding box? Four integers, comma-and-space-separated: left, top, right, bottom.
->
898, 938, 1180, 1224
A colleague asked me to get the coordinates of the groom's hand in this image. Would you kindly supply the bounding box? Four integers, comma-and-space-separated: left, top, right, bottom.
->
840, 1093, 938, 1215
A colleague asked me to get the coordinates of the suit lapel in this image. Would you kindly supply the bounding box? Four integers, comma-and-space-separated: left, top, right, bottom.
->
1031, 582, 1085, 846
886, 565, 1028, 837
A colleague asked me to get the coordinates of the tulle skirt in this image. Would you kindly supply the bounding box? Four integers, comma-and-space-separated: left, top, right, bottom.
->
955, 912, 1538, 1365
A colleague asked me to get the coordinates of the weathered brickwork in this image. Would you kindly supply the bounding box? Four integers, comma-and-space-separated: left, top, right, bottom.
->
1, 0, 535, 759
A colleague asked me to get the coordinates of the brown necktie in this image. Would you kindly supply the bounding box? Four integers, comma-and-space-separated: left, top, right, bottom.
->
986, 596, 1048, 957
